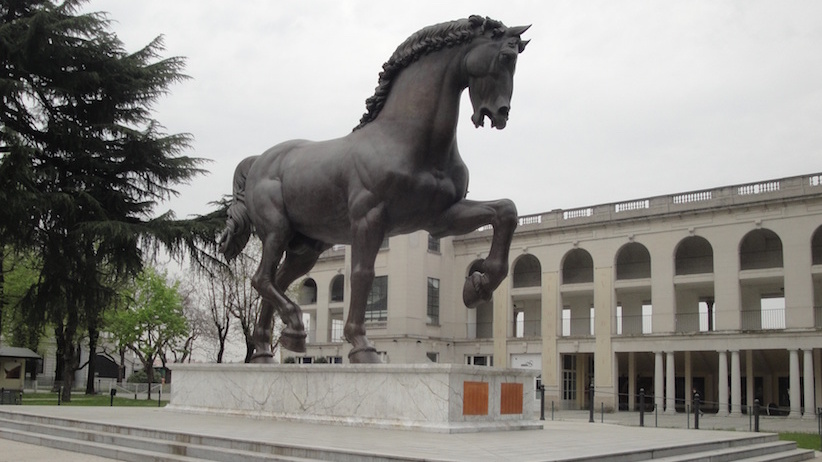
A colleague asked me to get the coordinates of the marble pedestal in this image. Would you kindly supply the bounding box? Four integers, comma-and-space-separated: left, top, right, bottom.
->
167, 363, 542, 433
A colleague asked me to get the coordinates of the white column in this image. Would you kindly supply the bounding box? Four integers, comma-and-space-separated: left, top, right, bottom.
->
665, 351, 676, 414
746, 350, 754, 413
789, 349, 801, 417
628, 352, 636, 412
730, 350, 742, 416
654, 351, 664, 413
718, 350, 729, 416
803, 349, 815, 418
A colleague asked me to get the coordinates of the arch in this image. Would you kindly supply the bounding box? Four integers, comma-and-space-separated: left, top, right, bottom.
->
512, 254, 541, 288
812, 225, 822, 265
616, 242, 651, 280
739, 229, 783, 270
329, 274, 344, 303
675, 236, 714, 275
298, 278, 318, 305
562, 248, 594, 284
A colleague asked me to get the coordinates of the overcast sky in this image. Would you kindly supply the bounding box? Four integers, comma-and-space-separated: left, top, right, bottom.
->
83, 1, 822, 219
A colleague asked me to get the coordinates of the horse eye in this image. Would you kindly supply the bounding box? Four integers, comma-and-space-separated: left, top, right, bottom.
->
500, 51, 515, 64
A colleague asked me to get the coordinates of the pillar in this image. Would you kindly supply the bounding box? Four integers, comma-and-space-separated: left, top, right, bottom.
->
594, 267, 616, 410
789, 349, 801, 417
665, 351, 676, 414
684, 351, 692, 410
730, 350, 741, 416
746, 350, 754, 413
654, 351, 664, 413
541, 272, 560, 404
803, 349, 815, 418
718, 350, 729, 416
492, 281, 510, 369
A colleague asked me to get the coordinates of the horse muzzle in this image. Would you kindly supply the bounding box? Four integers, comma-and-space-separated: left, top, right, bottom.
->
472, 106, 510, 129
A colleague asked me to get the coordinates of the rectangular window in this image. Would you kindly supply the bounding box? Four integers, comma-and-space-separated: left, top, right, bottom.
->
427, 277, 440, 325
562, 355, 577, 400
330, 318, 344, 343
426, 352, 439, 363
466, 355, 494, 367
365, 276, 388, 322
428, 234, 441, 252
642, 302, 653, 334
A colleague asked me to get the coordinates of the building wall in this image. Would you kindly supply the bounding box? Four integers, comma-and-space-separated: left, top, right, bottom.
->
296, 172, 822, 416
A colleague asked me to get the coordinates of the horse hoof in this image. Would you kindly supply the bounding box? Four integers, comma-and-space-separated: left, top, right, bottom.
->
250, 352, 275, 364
463, 271, 491, 308
348, 346, 382, 363
280, 329, 307, 353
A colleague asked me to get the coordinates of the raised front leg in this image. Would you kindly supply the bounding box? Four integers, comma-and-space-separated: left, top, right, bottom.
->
429, 198, 518, 307
344, 207, 386, 363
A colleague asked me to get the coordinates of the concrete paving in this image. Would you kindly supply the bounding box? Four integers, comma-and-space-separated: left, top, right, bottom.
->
1, 407, 821, 461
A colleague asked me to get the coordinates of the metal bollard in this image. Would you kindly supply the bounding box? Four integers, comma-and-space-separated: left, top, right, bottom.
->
639, 388, 645, 427
539, 385, 545, 421
694, 393, 700, 430
589, 385, 594, 423
601, 402, 604, 423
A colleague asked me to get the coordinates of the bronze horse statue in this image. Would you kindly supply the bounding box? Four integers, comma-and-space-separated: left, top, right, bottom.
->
219, 16, 529, 363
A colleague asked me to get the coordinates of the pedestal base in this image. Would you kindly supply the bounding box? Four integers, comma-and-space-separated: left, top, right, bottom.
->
167, 363, 541, 433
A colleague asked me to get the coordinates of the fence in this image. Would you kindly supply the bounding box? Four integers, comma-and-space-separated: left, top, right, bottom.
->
535, 386, 822, 445
23, 377, 170, 398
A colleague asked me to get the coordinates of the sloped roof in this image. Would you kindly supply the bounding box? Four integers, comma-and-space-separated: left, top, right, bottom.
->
0, 347, 41, 359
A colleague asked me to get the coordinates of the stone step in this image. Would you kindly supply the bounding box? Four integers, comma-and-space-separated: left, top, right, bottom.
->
0, 427, 200, 462
0, 415, 327, 462
652, 440, 816, 462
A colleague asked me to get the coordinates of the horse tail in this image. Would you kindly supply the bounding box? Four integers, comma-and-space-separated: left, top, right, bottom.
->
218, 156, 257, 261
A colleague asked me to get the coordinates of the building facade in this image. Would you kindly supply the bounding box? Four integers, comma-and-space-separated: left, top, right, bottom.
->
292, 172, 822, 417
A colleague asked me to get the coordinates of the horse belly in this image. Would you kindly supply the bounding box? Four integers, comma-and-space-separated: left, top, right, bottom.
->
280, 155, 353, 244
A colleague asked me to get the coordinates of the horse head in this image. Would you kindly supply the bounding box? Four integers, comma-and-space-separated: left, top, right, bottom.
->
465, 23, 530, 130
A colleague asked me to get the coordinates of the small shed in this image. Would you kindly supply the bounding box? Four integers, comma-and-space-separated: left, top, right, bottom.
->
0, 346, 40, 391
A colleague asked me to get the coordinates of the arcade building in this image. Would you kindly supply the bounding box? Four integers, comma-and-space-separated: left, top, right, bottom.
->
290, 172, 822, 417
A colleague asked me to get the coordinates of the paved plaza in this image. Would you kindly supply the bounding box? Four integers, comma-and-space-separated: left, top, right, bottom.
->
0, 407, 820, 461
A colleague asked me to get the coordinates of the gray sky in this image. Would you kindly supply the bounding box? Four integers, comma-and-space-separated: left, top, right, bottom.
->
84, 1, 822, 219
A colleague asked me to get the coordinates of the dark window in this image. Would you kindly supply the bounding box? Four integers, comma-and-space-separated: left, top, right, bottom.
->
330, 275, 344, 302
428, 234, 441, 252
365, 276, 388, 321
427, 277, 440, 325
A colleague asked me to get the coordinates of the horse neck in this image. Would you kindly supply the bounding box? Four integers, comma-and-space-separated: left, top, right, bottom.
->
371, 46, 469, 158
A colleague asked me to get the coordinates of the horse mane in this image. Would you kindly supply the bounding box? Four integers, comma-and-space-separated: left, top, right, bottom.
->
353, 15, 506, 131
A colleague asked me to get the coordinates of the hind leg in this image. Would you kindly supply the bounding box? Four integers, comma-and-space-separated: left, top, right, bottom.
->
250, 230, 294, 363
274, 237, 331, 352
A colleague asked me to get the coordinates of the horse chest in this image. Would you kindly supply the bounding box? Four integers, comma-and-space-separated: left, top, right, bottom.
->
392, 170, 464, 212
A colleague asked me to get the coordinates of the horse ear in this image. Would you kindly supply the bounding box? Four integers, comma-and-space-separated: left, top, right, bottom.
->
508, 24, 531, 37
518, 39, 530, 53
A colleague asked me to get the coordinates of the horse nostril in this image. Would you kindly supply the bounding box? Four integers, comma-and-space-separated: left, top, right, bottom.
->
499, 106, 510, 118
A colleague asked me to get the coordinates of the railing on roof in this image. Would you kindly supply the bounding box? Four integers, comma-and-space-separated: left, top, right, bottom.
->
458, 172, 822, 238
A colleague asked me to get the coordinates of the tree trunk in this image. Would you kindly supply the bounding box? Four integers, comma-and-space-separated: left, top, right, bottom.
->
52, 324, 65, 392
118, 346, 126, 383
59, 307, 80, 403
85, 327, 99, 394
145, 358, 154, 400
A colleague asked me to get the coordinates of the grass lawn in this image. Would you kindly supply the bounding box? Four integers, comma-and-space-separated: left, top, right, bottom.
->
779, 432, 822, 451
22, 392, 167, 407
